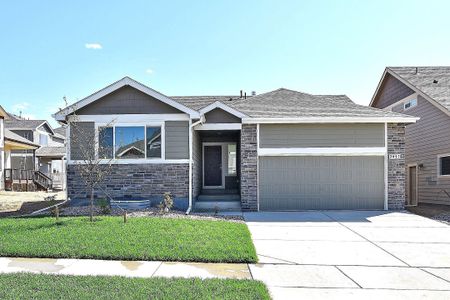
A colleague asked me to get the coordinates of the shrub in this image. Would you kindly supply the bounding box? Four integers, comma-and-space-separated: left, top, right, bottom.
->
158, 192, 173, 213
96, 198, 111, 215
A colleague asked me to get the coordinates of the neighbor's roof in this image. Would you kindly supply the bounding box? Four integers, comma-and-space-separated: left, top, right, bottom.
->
227, 88, 416, 121
4, 129, 40, 148
5, 118, 48, 130
171, 95, 245, 111
36, 146, 66, 157
54, 126, 67, 138
387, 66, 450, 113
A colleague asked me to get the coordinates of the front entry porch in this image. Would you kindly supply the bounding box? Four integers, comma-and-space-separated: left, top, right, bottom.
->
192, 130, 241, 212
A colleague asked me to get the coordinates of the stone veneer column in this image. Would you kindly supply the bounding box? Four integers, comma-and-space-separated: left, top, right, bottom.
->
240, 124, 258, 211
387, 123, 406, 210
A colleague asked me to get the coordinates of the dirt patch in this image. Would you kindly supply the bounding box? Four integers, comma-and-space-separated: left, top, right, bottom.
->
407, 204, 450, 225
0, 200, 65, 217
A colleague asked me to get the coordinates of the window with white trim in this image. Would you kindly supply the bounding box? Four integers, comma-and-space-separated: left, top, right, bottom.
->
403, 98, 417, 110
439, 155, 450, 176
98, 125, 162, 160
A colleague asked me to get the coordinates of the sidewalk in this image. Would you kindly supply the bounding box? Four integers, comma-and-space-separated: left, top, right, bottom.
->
0, 257, 251, 279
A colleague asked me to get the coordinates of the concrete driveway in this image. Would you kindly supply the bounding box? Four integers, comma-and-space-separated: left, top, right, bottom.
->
244, 211, 450, 300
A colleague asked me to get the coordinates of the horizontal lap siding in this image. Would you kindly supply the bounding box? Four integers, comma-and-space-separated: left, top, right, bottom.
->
401, 96, 450, 205
260, 124, 385, 148
69, 122, 95, 160
259, 156, 384, 210
165, 121, 189, 159
373, 73, 415, 108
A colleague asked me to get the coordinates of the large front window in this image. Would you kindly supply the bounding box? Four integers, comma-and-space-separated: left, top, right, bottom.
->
98, 125, 162, 159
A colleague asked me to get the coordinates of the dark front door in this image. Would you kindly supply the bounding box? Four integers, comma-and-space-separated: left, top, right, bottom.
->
204, 145, 222, 187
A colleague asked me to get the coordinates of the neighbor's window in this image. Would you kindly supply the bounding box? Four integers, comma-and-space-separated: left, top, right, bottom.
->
440, 155, 450, 176
404, 98, 417, 110
146, 126, 162, 158
39, 134, 48, 146
227, 144, 237, 175
98, 127, 113, 159
114, 126, 145, 159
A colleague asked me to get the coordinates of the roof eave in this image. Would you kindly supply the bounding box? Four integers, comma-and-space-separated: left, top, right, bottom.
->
241, 116, 419, 124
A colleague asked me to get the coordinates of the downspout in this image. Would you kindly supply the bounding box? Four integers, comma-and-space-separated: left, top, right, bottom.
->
186, 115, 205, 214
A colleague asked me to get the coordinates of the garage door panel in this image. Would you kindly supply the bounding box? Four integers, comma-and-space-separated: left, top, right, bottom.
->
259, 156, 384, 210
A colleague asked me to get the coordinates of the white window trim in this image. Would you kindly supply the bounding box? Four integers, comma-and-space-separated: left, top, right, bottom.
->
437, 153, 450, 178
383, 93, 418, 111
403, 98, 418, 111
95, 122, 165, 163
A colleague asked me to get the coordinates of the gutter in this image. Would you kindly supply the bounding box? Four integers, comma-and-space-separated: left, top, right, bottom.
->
186, 116, 205, 214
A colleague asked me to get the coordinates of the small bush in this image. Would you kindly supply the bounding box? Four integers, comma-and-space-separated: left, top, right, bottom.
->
96, 199, 111, 215
158, 192, 173, 214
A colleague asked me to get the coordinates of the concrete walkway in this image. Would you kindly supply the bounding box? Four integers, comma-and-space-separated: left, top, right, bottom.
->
0, 257, 251, 279
244, 211, 450, 300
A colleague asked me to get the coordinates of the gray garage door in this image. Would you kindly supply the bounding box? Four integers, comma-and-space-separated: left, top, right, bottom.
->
259, 156, 385, 210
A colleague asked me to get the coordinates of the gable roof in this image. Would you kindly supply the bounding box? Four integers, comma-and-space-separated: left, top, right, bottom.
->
4, 129, 40, 148
228, 88, 416, 123
53, 77, 200, 120
4, 117, 55, 134
370, 67, 450, 115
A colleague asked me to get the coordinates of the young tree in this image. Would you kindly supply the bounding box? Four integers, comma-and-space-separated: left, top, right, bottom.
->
64, 98, 115, 221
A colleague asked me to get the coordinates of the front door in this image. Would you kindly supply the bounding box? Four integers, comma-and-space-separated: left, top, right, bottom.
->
204, 145, 222, 187
408, 166, 418, 206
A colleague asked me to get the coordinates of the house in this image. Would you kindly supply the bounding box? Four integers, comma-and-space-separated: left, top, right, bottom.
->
0, 106, 41, 191
4, 115, 66, 190
54, 76, 417, 211
371, 66, 450, 207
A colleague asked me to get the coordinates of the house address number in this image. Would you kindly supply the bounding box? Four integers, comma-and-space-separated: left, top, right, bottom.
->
389, 154, 403, 160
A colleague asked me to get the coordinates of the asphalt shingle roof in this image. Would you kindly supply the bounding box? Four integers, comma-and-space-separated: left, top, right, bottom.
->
388, 66, 450, 112
4, 118, 47, 130
171, 95, 244, 111
35, 146, 66, 157
4, 129, 40, 148
226, 88, 411, 119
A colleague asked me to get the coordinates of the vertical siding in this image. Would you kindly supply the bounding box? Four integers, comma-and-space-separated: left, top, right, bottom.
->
372, 73, 415, 108
69, 122, 95, 160
402, 95, 450, 205
204, 108, 241, 123
165, 121, 189, 159
260, 124, 385, 148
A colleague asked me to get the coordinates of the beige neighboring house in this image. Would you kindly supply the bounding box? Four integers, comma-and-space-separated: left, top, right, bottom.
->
0, 106, 40, 191
371, 67, 450, 206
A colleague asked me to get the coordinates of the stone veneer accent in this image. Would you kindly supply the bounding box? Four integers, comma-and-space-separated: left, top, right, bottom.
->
67, 163, 189, 208
240, 124, 258, 211
387, 123, 406, 210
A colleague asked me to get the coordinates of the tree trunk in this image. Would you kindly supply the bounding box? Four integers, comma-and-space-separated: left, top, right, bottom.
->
90, 187, 94, 222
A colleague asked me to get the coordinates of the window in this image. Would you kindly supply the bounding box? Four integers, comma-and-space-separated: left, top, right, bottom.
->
98, 127, 113, 159
227, 144, 237, 175
146, 127, 162, 158
39, 134, 48, 146
97, 125, 163, 160
404, 98, 417, 110
439, 155, 450, 176
115, 126, 145, 159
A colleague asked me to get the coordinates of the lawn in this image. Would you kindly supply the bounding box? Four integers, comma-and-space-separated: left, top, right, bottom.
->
0, 273, 271, 300
0, 216, 257, 263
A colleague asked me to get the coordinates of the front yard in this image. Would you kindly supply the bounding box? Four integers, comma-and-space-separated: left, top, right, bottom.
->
0, 273, 270, 300
0, 216, 257, 263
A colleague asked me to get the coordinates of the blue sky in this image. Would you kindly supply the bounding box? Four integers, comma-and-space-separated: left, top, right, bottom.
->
1, 0, 450, 127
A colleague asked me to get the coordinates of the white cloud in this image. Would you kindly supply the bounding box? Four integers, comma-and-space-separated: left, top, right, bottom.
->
146, 69, 154, 74
85, 43, 102, 50
12, 102, 30, 112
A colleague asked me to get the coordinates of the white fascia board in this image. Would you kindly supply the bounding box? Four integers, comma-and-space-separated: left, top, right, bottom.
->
53, 77, 200, 120
242, 117, 419, 124
68, 114, 189, 123
199, 101, 248, 118
194, 123, 242, 131
68, 159, 189, 165
259, 147, 387, 156
369, 68, 389, 107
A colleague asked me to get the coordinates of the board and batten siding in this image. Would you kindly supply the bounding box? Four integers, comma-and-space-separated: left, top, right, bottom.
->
69, 122, 95, 160
394, 95, 450, 205
259, 124, 385, 148
165, 121, 189, 159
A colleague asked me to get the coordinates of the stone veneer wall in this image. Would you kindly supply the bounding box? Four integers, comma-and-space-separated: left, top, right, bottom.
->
387, 123, 406, 210
67, 163, 189, 209
240, 124, 258, 211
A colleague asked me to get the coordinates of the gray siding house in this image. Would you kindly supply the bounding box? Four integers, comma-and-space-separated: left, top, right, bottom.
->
54, 77, 417, 211
371, 67, 450, 206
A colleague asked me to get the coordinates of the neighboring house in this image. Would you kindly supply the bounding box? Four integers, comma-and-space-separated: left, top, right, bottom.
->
4, 115, 67, 190
371, 66, 450, 206
54, 76, 417, 211
0, 106, 40, 191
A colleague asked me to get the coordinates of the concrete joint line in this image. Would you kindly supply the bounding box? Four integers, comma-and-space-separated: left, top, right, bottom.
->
334, 265, 363, 289
151, 262, 163, 277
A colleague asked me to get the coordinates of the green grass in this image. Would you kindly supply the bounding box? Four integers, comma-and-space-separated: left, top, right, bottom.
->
0, 216, 257, 263
0, 273, 270, 300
